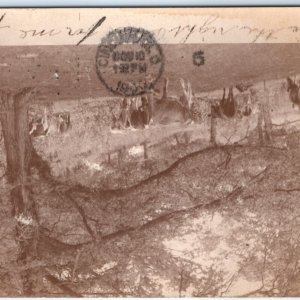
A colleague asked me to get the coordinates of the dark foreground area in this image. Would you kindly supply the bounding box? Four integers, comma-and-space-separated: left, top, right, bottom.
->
0, 117, 300, 296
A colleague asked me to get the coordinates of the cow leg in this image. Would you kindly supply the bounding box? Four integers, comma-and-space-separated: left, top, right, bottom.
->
147, 92, 154, 125
142, 141, 148, 159
142, 109, 150, 128
121, 110, 128, 129
127, 112, 132, 127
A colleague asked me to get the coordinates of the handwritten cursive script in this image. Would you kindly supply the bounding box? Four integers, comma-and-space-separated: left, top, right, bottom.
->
0, 13, 107, 45
1, 12, 300, 44
153, 16, 295, 43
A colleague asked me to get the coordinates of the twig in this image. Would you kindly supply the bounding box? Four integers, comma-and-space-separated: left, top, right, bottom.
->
272, 119, 300, 127
178, 268, 184, 297
57, 191, 96, 241
72, 249, 82, 280
44, 273, 83, 297
274, 187, 300, 193
218, 147, 232, 168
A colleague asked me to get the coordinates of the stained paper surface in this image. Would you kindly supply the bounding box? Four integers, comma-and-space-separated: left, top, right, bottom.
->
0, 8, 300, 298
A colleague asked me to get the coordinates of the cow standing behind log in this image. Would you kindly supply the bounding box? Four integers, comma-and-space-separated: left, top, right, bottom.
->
286, 76, 300, 109
210, 85, 254, 144
211, 85, 253, 120
29, 107, 71, 137
111, 96, 147, 130
130, 96, 151, 129
111, 77, 195, 131
150, 78, 194, 126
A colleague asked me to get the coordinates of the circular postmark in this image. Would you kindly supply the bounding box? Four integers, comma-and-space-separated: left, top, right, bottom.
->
96, 27, 164, 96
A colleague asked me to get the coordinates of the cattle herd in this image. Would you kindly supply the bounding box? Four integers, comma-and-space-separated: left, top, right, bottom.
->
111, 78, 255, 133
29, 107, 71, 137
111, 78, 194, 131
28, 76, 299, 140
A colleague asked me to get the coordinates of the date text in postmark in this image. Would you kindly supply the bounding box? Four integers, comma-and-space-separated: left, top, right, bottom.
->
96, 27, 164, 97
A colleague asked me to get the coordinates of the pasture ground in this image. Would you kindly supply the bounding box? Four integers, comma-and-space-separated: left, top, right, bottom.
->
1, 76, 300, 296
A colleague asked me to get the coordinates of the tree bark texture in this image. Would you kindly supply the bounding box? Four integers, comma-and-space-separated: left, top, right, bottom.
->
0, 88, 38, 295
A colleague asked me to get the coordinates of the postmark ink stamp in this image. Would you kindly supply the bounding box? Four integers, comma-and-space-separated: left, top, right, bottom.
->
96, 27, 164, 96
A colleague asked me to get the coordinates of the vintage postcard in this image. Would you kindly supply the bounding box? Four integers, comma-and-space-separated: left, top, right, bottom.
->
1, 7, 300, 297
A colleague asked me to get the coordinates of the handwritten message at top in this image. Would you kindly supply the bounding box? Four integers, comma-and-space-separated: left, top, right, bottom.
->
1, 8, 300, 45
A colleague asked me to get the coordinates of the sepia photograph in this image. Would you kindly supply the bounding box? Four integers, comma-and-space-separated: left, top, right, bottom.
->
1, 7, 300, 297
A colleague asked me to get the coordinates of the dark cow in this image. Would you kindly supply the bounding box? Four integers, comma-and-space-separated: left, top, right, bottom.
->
55, 112, 71, 133
150, 78, 194, 125
211, 87, 236, 119
111, 96, 151, 130
286, 76, 300, 108
235, 83, 253, 93
211, 86, 252, 119
130, 96, 150, 129
29, 117, 49, 137
111, 78, 195, 131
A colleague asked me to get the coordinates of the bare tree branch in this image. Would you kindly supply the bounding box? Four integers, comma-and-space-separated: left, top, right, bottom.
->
44, 273, 83, 297
56, 191, 96, 241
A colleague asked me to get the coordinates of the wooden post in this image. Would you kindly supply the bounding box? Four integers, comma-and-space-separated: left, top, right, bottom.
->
251, 87, 264, 145
142, 141, 148, 159
161, 78, 168, 100
118, 146, 126, 166
263, 81, 273, 143
148, 92, 154, 123
253, 82, 273, 145
257, 103, 264, 145
118, 149, 122, 166
210, 104, 217, 145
